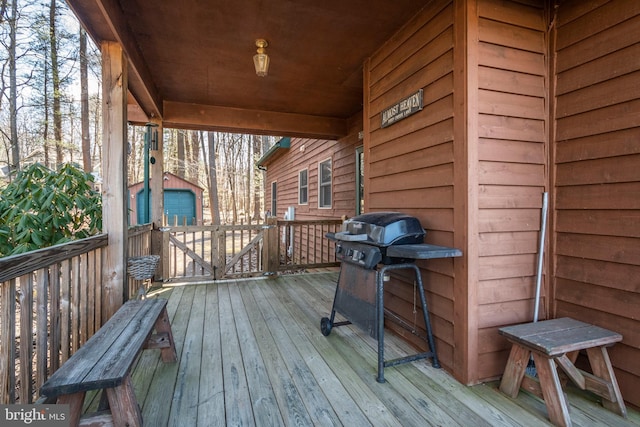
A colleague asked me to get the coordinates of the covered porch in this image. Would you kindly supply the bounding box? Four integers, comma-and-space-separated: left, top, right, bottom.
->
125, 273, 638, 426
64, 0, 640, 404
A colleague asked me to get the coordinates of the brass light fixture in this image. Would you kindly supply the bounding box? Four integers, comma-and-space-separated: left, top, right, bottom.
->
253, 39, 270, 77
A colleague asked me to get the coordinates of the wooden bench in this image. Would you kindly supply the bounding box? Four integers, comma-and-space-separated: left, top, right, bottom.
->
40, 298, 177, 427
499, 317, 627, 427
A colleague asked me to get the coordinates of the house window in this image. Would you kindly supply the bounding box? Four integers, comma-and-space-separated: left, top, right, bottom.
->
271, 181, 277, 216
298, 169, 308, 205
318, 158, 332, 208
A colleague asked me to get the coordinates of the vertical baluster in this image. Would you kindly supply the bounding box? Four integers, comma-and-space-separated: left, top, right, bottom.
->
18, 275, 32, 403
36, 269, 48, 392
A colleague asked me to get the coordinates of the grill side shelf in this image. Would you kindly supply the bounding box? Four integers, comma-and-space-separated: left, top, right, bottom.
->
385, 244, 462, 259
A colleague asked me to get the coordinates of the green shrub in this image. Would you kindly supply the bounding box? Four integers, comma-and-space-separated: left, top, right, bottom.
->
0, 163, 102, 256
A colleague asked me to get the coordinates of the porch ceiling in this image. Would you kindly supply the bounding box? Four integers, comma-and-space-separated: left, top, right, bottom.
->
67, 0, 429, 138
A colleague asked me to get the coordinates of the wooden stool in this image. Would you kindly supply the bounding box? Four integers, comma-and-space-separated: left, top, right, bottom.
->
499, 317, 627, 427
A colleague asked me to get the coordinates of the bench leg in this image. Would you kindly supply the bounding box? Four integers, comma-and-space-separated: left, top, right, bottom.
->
154, 306, 177, 363
57, 392, 85, 427
586, 346, 627, 418
106, 375, 143, 427
499, 344, 529, 398
533, 352, 571, 427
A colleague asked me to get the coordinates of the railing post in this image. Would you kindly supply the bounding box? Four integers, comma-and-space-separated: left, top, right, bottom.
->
213, 226, 225, 280
152, 226, 169, 282
262, 217, 279, 277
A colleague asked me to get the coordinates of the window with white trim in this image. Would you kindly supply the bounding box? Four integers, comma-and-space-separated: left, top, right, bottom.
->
318, 159, 332, 208
298, 169, 308, 205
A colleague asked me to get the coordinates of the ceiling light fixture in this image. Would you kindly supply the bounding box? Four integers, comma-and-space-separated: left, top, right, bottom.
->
253, 39, 270, 77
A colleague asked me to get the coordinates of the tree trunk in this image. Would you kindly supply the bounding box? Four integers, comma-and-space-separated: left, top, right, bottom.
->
206, 131, 220, 224
80, 28, 91, 173
188, 130, 200, 184
9, 0, 19, 176
177, 129, 185, 178
50, 0, 63, 166
43, 51, 50, 168
245, 135, 251, 221
252, 135, 262, 220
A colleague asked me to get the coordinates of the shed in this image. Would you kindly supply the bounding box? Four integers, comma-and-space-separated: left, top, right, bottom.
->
128, 172, 203, 226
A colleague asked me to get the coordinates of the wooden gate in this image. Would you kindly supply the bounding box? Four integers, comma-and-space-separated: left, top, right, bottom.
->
164, 218, 341, 282
166, 222, 273, 281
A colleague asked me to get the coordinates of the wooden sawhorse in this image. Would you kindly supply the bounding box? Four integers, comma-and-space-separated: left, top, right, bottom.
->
499, 317, 627, 427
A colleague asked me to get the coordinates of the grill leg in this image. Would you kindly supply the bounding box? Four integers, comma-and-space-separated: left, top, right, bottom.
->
376, 263, 440, 383
412, 263, 440, 369
376, 267, 386, 383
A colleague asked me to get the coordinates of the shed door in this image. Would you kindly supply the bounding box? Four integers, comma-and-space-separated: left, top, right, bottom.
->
164, 189, 196, 225
137, 189, 196, 225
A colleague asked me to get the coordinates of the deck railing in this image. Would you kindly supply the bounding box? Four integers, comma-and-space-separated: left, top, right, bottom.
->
0, 218, 342, 403
276, 219, 342, 272
0, 234, 108, 404
164, 218, 342, 281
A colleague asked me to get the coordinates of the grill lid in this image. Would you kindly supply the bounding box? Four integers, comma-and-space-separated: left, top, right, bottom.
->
339, 212, 425, 246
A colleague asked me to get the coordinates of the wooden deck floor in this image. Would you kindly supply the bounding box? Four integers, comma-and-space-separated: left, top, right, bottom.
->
128, 272, 640, 426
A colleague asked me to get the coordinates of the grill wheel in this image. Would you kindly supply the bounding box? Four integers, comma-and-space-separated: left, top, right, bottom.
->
320, 317, 332, 336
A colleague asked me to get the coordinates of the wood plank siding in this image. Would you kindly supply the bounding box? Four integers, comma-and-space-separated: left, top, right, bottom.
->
475, 0, 548, 382
365, 0, 459, 373
552, 0, 640, 409
263, 114, 362, 220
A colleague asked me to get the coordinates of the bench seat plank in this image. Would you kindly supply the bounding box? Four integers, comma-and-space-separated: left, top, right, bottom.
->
40, 299, 168, 398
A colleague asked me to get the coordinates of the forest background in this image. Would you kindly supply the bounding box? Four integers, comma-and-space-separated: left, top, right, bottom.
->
0, 0, 277, 225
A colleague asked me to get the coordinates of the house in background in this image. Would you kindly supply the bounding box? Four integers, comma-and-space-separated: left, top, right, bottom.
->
128, 172, 204, 226
257, 115, 363, 221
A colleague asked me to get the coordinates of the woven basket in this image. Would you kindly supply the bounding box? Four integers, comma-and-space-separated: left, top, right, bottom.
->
127, 255, 160, 280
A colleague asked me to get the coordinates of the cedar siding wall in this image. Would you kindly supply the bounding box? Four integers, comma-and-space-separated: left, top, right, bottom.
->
475, 0, 548, 381
365, 0, 458, 371
263, 115, 361, 220
552, 0, 640, 409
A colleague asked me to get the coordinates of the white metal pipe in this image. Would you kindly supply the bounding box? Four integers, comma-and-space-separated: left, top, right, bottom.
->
533, 192, 548, 323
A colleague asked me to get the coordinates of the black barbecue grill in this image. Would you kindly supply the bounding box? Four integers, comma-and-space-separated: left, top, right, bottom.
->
322, 211, 462, 382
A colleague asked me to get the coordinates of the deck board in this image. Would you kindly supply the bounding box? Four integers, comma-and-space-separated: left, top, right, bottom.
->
129, 272, 639, 427
197, 281, 224, 427
239, 286, 315, 426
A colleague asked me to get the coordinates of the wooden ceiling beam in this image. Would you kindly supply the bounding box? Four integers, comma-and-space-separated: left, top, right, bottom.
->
68, 0, 162, 119
163, 101, 349, 139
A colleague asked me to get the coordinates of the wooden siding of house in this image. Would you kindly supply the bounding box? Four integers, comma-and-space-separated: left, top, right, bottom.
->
552, 0, 640, 409
264, 114, 361, 220
475, 0, 548, 381
365, 0, 458, 372
365, 0, 550, 383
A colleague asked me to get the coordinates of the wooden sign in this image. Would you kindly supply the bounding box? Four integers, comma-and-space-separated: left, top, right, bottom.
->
380, 89, 423, 128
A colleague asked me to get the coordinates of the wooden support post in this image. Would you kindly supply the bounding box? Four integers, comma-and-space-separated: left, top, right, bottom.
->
106, 375, 143, 427
586, 346, 627, 417
150, 119, 166, 281
101, 41, 128, 322
262, 217, 279, 276
153, 306, 177, 363
498, 344, 528, 398
57, 392, 85, 427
